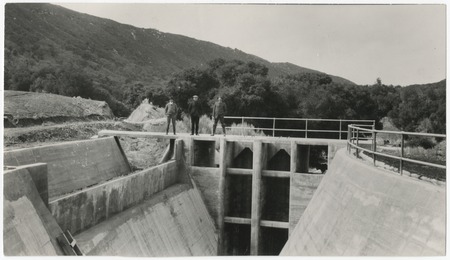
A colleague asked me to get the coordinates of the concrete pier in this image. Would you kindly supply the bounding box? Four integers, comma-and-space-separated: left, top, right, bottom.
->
250, 140, 263, 255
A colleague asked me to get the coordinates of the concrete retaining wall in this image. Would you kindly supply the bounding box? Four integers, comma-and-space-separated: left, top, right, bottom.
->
289, 172, 324, 233
75, 184, 218, 256
4, 137, 132, 199
327, 143, 345, 164
281, 149, 446, 256
49, 161, 178, 235
4, 165, 64, 256
190, 167, 221, 228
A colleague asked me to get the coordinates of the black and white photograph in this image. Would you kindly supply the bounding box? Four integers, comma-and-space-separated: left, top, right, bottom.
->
1, 1, 447, 258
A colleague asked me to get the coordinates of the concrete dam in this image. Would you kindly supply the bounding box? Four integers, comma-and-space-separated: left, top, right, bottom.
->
3, 131, 445, 256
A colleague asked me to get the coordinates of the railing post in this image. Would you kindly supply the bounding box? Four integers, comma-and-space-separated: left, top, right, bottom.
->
347, 125, 351, 153
400, 133, 404, 175
241, 117, 245, 136
356, 128, 359, 158
339, 119, 342, 140
305, 119, 308, 138
356, 129, 360, 145
373, 132, 377, 166
272, 118, 276, 137
350, 126, 353, 143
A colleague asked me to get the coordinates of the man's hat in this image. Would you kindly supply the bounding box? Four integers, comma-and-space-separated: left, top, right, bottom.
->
193, 95, 198, 98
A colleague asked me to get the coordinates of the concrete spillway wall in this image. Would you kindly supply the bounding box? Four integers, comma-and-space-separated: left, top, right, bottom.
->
4, 137, 132, 199
190, 167, 221, 226
7, 131, 443, 257
74, 184, 218, 256
3, 164, 64, 256
49, 160, 178, 235
4, 136, 217, 256
289, 173, 323, 232
281, 149, 446, 256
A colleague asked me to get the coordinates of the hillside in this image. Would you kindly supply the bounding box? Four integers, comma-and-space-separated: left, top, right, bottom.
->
4, 3, 354, 100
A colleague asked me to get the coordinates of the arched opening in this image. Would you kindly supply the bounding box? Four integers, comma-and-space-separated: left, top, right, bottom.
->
231, 147, 253, 169
267, 149, 290, 171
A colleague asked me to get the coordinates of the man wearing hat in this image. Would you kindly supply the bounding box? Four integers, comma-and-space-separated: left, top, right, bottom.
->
187, 95, 202, 135
165, 98, 178, 135
211, 96, 227, 136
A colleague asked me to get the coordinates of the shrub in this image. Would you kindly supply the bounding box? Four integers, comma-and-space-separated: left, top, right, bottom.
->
406, 136, 436, 149
143, 114, 265, 137
404, 143, 446, 164
226, 122, 265, 136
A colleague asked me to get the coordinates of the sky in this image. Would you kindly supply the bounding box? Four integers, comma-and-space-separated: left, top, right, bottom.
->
16, 2, 449, 86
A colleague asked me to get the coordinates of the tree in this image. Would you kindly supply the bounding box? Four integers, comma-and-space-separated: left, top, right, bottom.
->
389, 80, 445, 133
122, 83, 151, 109
166, 68, 220, 113
147, 87, 169, 107
376, 77, 382, 86
57, 68, 93, 97
368, 84, 400, 123
165, 59, 286, 119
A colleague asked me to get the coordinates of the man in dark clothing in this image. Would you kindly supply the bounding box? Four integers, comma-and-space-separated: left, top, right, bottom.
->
188, 95, 202, 135
211, 97, 227, 136
165, 98, 178, 135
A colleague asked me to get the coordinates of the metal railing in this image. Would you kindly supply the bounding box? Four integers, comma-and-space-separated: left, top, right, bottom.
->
224, 116, 375, 139
347, 125, 446, 180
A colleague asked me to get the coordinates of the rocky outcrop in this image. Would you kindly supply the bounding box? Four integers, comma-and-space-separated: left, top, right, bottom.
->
124, 98, 165, 124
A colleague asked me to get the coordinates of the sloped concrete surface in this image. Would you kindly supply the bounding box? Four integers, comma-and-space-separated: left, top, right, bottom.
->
75, 184, 218, 256
3, 165, 64, 256
281, 149, 445, 256
190, 167, 221, 228
289, 173, 324, 232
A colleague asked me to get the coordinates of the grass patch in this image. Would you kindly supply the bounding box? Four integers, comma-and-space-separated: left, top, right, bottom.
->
143, 115, 265, 136
360, 141, 446, 181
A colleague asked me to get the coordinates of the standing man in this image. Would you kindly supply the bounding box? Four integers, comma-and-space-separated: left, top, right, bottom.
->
211, 96, 227, 136
188, 95, 202, 135
165, 98, 178, 135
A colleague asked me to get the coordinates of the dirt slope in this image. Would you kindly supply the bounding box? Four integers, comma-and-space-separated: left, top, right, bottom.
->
125, 98, 165, 124
3, 95, 170, 170
4, 91, 114, 127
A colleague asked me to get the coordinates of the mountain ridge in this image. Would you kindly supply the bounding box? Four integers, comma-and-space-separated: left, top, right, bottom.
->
5, 3, 355, 91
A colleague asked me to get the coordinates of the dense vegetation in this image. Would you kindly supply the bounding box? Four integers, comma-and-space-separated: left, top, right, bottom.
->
4, 3, 352, 117
152, 59, 445, 135
4, 3, 445, 135
389, 80, 446, 134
